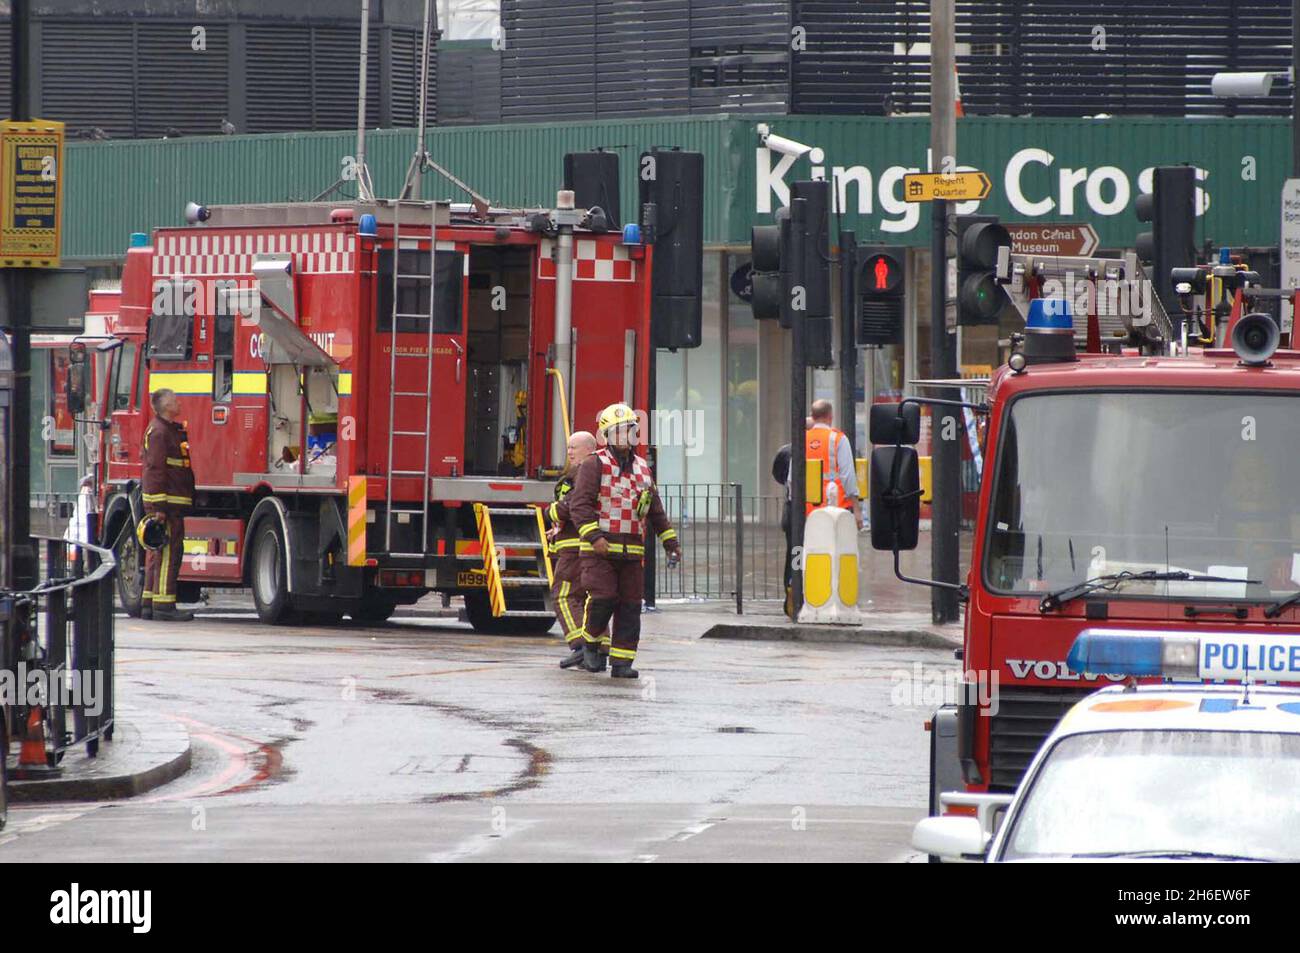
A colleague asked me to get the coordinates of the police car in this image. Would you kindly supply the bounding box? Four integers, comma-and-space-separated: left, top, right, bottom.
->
914, 629, 1300, 862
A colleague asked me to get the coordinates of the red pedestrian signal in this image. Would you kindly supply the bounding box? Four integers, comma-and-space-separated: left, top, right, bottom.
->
859, 246, 906, 346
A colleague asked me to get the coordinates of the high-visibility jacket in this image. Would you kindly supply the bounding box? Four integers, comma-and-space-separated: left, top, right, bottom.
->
545, 474, 582, 554
569, 447, 678, 559
805, 426, 853, 516
142, 414, 195, 511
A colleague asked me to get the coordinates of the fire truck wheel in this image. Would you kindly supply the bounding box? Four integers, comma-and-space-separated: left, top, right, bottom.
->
250, 519, 294, 625
113, 519, 147, 617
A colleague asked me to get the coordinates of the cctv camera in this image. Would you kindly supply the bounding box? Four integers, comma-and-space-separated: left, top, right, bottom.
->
1211, 72, 1276, 98
184, 201, 210, 224
756, 123, 813, 159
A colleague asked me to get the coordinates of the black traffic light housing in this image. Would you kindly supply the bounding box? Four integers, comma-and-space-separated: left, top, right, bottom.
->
749, 180, 833, 364
1136, 166, 1196, 332
792, 180, 833, 366
638, 147, 704, 349
859, 245, 906, 346
750, 211, 788, 323
957, 216, 1012, 326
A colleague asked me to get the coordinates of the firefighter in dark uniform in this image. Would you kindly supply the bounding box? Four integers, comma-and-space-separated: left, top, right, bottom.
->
546, 430, 599, 669
568, 403, 680, 679
141, 387, 196, 622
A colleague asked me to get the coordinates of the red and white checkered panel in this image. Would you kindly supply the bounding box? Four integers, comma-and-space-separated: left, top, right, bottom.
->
152, 228, 357, 277
538, 238, 635, 282
596, 449, 653, 535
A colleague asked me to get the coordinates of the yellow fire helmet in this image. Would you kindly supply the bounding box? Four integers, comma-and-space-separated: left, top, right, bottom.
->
596, 402, 638, 435
136, 514, 168, 552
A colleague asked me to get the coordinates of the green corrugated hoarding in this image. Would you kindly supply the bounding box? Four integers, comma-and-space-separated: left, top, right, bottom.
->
61, 114, 1289, 261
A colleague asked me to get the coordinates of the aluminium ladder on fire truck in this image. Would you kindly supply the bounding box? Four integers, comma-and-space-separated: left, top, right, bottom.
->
383, 201, 439, 556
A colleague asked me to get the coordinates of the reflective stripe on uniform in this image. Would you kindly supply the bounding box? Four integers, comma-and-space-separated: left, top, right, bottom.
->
658, 528, 677, 542
577, 540, 643, 555
609, 647, 636, 661
165, 457, 190, 467
557, 581, 582, 643
578, 521, 600, 538
142, 492, 168, 503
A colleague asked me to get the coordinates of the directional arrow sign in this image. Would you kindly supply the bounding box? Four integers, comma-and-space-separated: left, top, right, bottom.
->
1004, 222, 1100, 257
902, 171, 991, 203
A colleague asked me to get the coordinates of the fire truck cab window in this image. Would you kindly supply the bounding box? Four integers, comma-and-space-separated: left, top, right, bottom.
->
112, 342, 138, 412
146, 283, 194, 360
377, 249, 463, 334
213, 312, 235, 402
986, 392, 1300, 602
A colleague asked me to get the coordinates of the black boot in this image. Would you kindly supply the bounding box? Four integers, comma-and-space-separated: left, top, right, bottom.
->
153, 604, 195, 622
610, 660, 639, 679
583, 643, 607, 673
559, 644, 586, 669
140, 603, 153, 620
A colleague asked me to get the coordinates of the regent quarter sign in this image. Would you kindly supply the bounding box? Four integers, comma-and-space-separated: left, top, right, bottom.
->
0, 119, 64, 268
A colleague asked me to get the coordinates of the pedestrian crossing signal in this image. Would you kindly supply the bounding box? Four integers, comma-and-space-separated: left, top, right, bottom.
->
859, 246, 905, 346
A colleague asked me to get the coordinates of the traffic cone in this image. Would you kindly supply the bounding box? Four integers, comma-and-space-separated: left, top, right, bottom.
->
954, 65, 965, 118
18, 706, 48, 767
12, 706, 60, 778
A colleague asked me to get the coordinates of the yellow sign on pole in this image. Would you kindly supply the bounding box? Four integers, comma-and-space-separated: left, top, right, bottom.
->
0, 119, 65, 268
902, 171, 991, 203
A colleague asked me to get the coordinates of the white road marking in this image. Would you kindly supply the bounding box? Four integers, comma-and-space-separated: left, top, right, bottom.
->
0, 806, 105, 848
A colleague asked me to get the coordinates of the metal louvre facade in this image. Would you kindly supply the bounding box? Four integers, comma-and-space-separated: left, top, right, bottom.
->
788, 0, 1295, 118
496, 1, 1293, 121
0, 9, 434, 137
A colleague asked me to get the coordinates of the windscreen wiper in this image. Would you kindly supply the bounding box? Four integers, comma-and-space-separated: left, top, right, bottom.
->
1039, 570, 1259, 614
1066, 849, 1275, 862
1264, 590, 1300, 619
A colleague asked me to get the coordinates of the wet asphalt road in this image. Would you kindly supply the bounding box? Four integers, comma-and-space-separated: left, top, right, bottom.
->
0, 609, 952, 862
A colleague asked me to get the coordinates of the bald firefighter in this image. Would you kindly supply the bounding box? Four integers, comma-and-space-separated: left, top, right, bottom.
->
546, 430, 601, 669
141, 388, 196, 622
568, 403, 681, 678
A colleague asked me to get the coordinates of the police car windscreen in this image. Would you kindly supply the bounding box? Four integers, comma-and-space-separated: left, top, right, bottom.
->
1001, 729, 1300, 861
985, 392, 1299, 602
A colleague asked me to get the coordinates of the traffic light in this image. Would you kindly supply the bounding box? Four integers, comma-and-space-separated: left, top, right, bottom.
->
638, 147, 704, 349
792, 180, 833, 366
859, 245, 906, 346
750, 216, 786, 322
957, 216, 1012, 326
1136, 166, 1196, 329
749, 180, 832, 364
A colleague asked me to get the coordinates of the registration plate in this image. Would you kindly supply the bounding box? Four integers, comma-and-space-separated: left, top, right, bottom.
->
457, 570, 488, 588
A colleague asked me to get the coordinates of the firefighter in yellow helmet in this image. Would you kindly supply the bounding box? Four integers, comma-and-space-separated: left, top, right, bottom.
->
566, 403, 680, 678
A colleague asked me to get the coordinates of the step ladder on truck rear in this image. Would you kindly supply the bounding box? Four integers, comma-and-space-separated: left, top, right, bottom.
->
468, 503, 557, 634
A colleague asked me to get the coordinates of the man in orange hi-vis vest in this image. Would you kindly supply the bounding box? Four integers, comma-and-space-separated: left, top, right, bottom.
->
798, 399, 861, 528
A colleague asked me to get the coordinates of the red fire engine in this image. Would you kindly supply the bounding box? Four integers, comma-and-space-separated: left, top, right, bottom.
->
870, 294, 1300, 811
91, 197, 654, 632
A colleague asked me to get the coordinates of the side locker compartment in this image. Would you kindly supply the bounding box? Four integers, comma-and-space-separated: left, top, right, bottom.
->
180, 517, 244, 583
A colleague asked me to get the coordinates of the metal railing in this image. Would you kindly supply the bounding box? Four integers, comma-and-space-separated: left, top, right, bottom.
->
650, 484, 790, 609
3, 527, 117, 770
